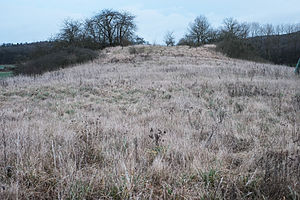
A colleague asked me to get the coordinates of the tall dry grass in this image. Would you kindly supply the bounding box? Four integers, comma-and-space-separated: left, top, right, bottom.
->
0, 45, 299, 199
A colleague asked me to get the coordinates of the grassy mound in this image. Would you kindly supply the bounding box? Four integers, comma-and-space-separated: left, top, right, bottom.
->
0, 45, 299, 199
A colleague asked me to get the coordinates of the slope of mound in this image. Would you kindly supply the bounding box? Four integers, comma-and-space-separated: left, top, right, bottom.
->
0, 45, 299, 199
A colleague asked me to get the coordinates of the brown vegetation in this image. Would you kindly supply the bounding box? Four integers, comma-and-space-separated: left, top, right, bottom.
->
0, 45, 299, 199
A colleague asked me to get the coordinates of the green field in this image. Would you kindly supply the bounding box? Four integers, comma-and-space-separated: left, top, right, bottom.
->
0, 71, 13, 78
0, 65, 15, 78
0, 64, 16, 69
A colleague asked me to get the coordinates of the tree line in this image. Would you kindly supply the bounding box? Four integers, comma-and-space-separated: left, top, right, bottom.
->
1, 9, 300, 76
56, 10, 300, 66
164, 16, 300, 65
164, 16, 300, 46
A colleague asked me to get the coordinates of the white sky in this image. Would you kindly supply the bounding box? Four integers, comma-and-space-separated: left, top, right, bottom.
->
1, 0, 300, 44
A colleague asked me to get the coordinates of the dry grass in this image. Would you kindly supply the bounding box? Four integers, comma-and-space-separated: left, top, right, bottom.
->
0, 45, 300, 199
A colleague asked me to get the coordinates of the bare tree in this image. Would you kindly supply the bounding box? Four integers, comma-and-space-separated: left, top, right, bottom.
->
90, 9, 136, 46
92, 9, 120, 45
164, 31, 175, 46
284, 23, 296, 34
221, 18, 244, 39
220, 18, 250, 39
82, 19, 98, 43
222, 18, 239, 35
58, 19, 83, 45
207, 29, 220, 43
296, 23, 300, 32
261, 24, 274, 36
116, 12, 136, 46
239, 22, 251, 38
249, 22, 261, 37
275, 24, 285, 35
188, 15, 211, 46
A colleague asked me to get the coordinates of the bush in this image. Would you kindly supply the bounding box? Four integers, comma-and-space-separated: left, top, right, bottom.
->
14, 47, 97, 76
128, 46, 145, 55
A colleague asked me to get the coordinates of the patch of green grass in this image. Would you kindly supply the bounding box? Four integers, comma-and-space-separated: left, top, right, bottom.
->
104, 89, 142, 104
65, 109, 75, 115
3, 65, 16, 69
0, 65, 16, 70
0, 65, 15, 78
201, 169, 219, 188
0, 71, 13, 78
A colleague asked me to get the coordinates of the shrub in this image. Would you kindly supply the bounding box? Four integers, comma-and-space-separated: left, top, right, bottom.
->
128, 46, 145, 55
14, 47, 97, 76
128, 47, 137, 55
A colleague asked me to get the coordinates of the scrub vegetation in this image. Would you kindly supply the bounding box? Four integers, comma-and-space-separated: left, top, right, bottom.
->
0, 45, 299, 199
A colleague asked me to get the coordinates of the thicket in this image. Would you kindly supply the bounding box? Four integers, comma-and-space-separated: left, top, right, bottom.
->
0, 41, 98, 76
13, 47, 97, 75
0, 42, 53, 65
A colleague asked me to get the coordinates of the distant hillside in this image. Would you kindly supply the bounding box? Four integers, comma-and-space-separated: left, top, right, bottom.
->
0, 42, 54, 64
248, 31, 300, 66
0, 42, 98, 76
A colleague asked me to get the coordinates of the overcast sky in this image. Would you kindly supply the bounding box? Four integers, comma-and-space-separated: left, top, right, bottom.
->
1, 0, 300, 44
